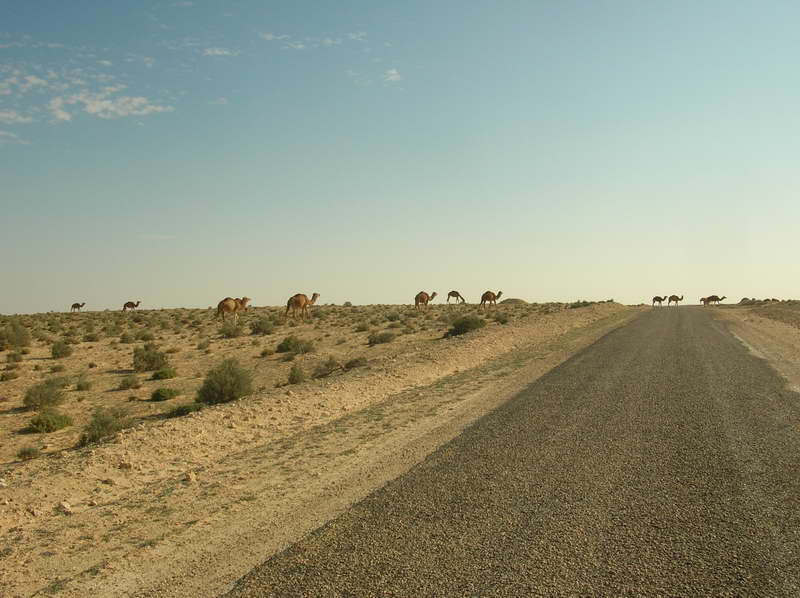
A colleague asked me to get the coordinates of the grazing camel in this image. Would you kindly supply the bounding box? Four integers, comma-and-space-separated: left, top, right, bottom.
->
447, 291, 466, 304
414, 291, 437, 309
480, 291, 502, 309
217, 297, 251, 322
122, 301, 141, 312
70, 302, 85, 312
707, 295, 726, 305
668, 295, 683, 307
286, 292, 320, 319
652, 296, 667, 307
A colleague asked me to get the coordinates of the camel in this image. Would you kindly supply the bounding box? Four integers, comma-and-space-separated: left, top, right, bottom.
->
217, 297, 251, 321
447, 291, 466, 304
700, 297, 710, 306
414, 291, 437, 309
707, 295, 726, 305
70, 302, 85, 312
122, 301, 141, 312
652, 296, 667, 307
480, 291, 502, 309
668, 295, 683, 306
286, 292, 320, 319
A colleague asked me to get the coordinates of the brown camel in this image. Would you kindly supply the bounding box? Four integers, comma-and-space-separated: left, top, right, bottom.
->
707, 295, 726, 305
414, 291, 437, 309
480, 290, 502, 309
447, 291, 466, 304
700, 297, 710, 306
652, 296, 667, 307
286, 292, 320, 319
217, 297, 251, 321
70, 302, 85, 312
122, 301, 141, 312
668, 295, 683, 306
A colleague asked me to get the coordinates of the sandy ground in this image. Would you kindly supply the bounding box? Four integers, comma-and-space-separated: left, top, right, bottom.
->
0, 301, 637, 598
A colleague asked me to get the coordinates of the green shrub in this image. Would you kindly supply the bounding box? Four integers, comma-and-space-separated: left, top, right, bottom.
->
23, 382, 65, 410
385, 312, 401, 322
76, 374, 92, 391
150, 387, 181, 402
196, 359, 253, 405
51, 341, 73, 359
219, 322, 245, 338
197, 339, 211, 350
448, 315, 486, 336
45, 376, 70, 389
165, 403, 203, 418
28, 409, 73, 433
3, 319, 31, 349
7, 352, 23, 363
569, 300, 593, 309
288, 363, 306, 385
313, 356, 341, 379
368, 331, 396, 346
78, 408, 131, 446
118, 374, 141, 390
344, 356, 368, 370
119, 332, 134, 344
133, 343, 168, 372
136, 329, 156, 341
49, 364, 65, 373
493, 313, 509, 324
82, 333, 101, 342
260, 348, 275, 358
17, 446, 41, 461
250, 317, 274, 335
276, 335, 314, 355
355, 323, 370, 332
151, 367, 177, 380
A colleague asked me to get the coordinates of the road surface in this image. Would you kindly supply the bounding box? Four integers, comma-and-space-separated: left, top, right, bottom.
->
225, 307, 800, 597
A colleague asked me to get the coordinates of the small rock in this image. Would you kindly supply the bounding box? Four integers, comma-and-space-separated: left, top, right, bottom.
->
87, 500, 98, 507
118, 461, 133, 470
27, 506, 42, 517
0, 478, 8, 488
183, 472, 197, 483
100, 478, 116, 486
58, 502, 73, 515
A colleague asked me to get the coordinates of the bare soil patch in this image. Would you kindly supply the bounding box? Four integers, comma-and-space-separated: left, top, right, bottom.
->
0, 301, 636, 598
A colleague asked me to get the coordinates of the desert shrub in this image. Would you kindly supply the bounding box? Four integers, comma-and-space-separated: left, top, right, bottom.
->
387, 321, 402, 329
343, 301, 353, 307
51, 341, 73, 359
288, 363, 306, 385
344, 356, 368, 370
150, 387, 181, 402
135, 329, 156, 341
260, 348, 275, 358
78, 408, 131, 446
5, 361, 19, 370
493, 313, 510, 324
569, 300, 593, 309
355, 323, 370, 332
133, 343, 168, 372
165, 403, 203, 418
7, 352, 23, 363
1, 371, 19, 382
118, 374, 141, 390
196, 359, 253, 405
250, 317, 274, 336
151, 367, 177, 380
23, 381, 66, 410
28, 409, 73, 433
3, 319, 31, 349
166, 347, 180, 354
197, 338, 211, 350
368, 331, 396, 346
119, 332, 134, 344
17, 446, 41, 461
104, 324, 123, 336
219, 322, 245, 338
46, 376, 70, 389
82, 333, 101, 342
62, 334, 80, 345
50, 364, 65, 373
276, 335, 314, 355
438, 312, 459, 325
76, 373, 92, 391
449, 316, 486, 336
385, 312, 401, 322
313, 356, 341, 379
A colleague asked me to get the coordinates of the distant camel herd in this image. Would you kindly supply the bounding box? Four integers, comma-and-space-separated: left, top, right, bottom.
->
66, 290, 508, 316
651, 294, 726, 307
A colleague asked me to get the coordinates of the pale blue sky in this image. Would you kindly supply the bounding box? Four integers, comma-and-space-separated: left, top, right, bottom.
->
2, 1, 798, 313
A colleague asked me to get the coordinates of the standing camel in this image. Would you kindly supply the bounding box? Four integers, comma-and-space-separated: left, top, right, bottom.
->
447, 291, 466, 304
414, 291, 437, 309
668, 295, 683, 307
217, 297, 251, 322
652, 296, 667, 307
286, 292, 320, 319
70, 302, 85, 312
122, 301, 141, 312
707, 295, 726, 305
480, 291, 502, 309
700, 297, 710, 306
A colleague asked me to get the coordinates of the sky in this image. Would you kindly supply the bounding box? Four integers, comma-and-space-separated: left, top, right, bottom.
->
1, 1, 799, 314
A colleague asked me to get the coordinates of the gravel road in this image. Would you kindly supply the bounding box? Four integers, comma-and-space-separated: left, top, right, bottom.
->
225, 307, 800, 597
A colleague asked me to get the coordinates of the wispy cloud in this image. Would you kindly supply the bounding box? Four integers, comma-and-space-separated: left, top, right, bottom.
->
202, 47, 240, 57
0, 130, 30, 145
284, 42, 305, 50
383, 68, 401, 82
348, 32, 367, 41
0, 110, 33, 124
259, 32, 290, 41
51, 86, 174, 120
48, 97, 71, 121
97, 60, 113, 67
